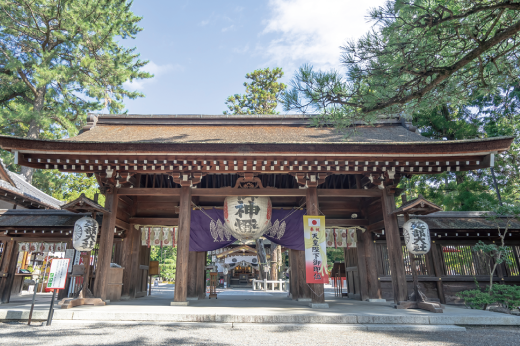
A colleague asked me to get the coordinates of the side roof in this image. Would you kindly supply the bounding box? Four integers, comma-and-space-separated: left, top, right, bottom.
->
0, 159, 63, 210
0, 209, 88, 228
398, 211, 520, 230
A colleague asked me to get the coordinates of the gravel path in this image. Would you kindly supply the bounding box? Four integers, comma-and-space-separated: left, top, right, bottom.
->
1, 321, 520, 345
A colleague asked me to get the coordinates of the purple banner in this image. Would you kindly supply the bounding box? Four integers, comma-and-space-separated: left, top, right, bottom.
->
189, 209, 306, 251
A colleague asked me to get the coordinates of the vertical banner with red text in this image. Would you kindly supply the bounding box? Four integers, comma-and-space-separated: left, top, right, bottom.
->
304, 215, 328, 283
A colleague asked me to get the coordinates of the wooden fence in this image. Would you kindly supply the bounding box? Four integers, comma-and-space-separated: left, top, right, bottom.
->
344, 241, 520, 304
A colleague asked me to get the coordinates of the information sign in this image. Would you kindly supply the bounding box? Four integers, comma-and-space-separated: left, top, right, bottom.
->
46, 258, 70, 290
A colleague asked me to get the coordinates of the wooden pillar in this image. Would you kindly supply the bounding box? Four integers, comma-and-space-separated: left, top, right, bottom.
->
363, 232, 382, 299
430, 242, 446, 304
0, 240, 18, 304
295, 249, 311, 299
196, 251, 206, 299
186, 251, 198, 298
129, 225, 142, 298
173, 185, 192, 303
381, 190, 408, 303
289, 249, 299, 300
355, 229, 369, 301
93, 189, 119, 301
306, 186, 324, 303
121, 224, 139, 298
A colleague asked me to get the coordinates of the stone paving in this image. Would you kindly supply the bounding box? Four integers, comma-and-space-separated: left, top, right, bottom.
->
2, 322, 520, 345
1, 284, 519, 325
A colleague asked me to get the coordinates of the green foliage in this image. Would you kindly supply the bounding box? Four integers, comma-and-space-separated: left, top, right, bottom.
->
150, 246, 177, 280
0, 0, 152, 182
326, 248, 344, 270
474, 202, 520, 292
398, 82, 520, 211
490, 284, 520, 310
224, 67, 286, 115
282, 1, 520, 119
160, 258, 176, 281
457, 284, 520, 310
457, 288, 495, 310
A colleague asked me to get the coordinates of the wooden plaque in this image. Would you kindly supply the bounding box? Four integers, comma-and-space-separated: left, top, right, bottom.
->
149, 261, 160, 276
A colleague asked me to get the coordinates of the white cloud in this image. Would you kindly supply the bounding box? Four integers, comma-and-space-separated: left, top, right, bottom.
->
199, 19, 210, 26
124, 61, 183, 91
261, 0, 387, 71
233, 44, 250, 54
222, 24, 235, 32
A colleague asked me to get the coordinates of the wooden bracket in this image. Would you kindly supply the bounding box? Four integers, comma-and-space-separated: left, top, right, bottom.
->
234, 173, 264, 189
292, 173, 328, 187
171, 173, 204, 187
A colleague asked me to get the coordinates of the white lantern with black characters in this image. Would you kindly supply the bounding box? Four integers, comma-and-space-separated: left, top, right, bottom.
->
73, 216, 99, 251
223, 196, 272, 241
403, 219, 431, 255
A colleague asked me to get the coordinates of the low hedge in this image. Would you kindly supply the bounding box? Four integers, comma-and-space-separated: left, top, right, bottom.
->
456, 284, 520, 310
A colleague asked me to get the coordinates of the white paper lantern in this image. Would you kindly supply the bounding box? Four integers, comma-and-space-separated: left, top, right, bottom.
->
403, 219, 431, 255
73, 216, 99, 251
223, 196, 272, 241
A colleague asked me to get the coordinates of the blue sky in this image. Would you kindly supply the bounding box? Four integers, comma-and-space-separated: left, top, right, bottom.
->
120, 0, 387, 114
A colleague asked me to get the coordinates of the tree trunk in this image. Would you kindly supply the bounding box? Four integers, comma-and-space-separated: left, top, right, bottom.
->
20, 119, 40, 183
21, 88, 46, 184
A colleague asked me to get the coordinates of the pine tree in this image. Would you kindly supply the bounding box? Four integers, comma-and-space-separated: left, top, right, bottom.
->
224, 67, 286, 115
282, 1, 520, 125
0, 0, 152, 183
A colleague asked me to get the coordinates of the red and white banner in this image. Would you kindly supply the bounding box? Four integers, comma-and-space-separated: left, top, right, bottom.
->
304, 216, 328, 284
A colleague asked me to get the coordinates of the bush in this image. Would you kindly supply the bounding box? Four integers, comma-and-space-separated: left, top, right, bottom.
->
457, 284, 520, 310
491, 284, 520, 310
457, 289, 494, 310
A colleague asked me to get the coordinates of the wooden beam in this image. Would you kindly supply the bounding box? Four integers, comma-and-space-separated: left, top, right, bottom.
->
0, 236, 72, 242
117, 187, 381, 198
327, 219, 369, 227
115, 218, 130, 230
129, 217, 179, 226
367, 220, 385, 232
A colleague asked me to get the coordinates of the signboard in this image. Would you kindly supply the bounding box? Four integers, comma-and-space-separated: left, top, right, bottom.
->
303, 216, 328, 284
46, 258, 70, 290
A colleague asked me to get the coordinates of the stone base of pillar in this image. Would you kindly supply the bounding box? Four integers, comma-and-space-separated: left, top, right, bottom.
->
367, 298, 387, 303
170, 301, 189, 306
297, 298, 311, 302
